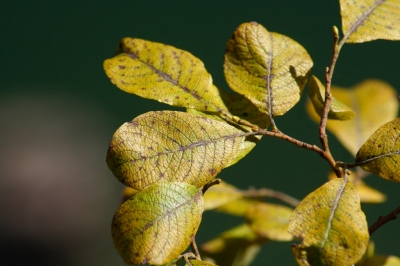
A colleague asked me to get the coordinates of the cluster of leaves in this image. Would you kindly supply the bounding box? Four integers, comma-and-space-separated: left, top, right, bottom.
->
104, 1, 400, 265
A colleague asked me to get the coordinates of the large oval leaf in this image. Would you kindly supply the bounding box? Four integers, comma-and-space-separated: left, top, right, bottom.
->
308, 75, 355, 120
306, 79, 398, 156
104, 38, 227, 112
107, 111, 246, 190
288, 178, 369, 266
340, 0, 400, 43
112, 182, 204, 265
356, 118, 400, 182
224, 22, 313, 116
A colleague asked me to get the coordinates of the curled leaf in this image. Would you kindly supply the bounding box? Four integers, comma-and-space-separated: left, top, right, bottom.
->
112, 182, 204, 265
306, 79, 398, 156
224, 22, 313, 116
104, 38, 228, 112
356, 118, 400, 182
308, 75, 355, 120
288, 179, 369, 265
245, 202, 293, 241
107, 111, 246, 190
340, 0, 400, 43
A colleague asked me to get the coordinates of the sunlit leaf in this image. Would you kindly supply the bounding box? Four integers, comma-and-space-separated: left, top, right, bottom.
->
306, 79, 398, 156
288, 178, 369, 265
187, 88, 270, 167
224, 22, 313, 116
356, 118, 400, 182
203, 181, 243, 211
104, 38, 228, 112
112, 182, 204, 265
308, 75, 355, 120
328, 172, 386, 203
201, 224, 264, 266
107, 111, 246, 190
245, 202, 293, 241
340, 0, 400, 43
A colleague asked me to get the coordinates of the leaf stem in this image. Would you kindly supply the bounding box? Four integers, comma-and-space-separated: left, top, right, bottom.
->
202, 178, 222, 194
190, 235, 201, 260
369, 205, 400, 235
243, 187, 300, 207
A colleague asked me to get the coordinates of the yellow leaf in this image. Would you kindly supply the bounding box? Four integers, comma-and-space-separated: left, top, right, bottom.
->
104, 38, 228, 112
356, 118, 400, 182
185, 260, 218, 266
215, 198, 260, 217
340, 0, 400, 43
121, 186, 139, 203
308, 75, 355, 120
201, 224, 264, 266
306, 79, 398, 156
107, 111, 246, 190
356, 241, 400, 266
288, 178, 369, 266
224, 22, 313, 116
328, 172, 386, 203
203, 181, 243, 211
245, 202, 293, 241
112, 182, 204, 265
187, 88, 270, 167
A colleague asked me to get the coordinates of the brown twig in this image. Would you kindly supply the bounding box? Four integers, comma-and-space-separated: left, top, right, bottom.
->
202, 178, 221, 194
243, 187, 301, 207
369, 205, 400, 235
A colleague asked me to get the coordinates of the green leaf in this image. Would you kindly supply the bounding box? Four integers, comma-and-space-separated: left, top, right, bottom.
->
308, 75, 355, 120
224, 22, 313, 116
340, 0, 400, 43
201, 224, 264, 266
203, 181, 243, 211
107, 111, 247, 190
306, 79, 398, 156
356, 118, 400, 182
288, 178, 369, 266
245, 202, 293, 241
104, 38, 228, 112
112, 182, 204, 265
185, 260, 218, 266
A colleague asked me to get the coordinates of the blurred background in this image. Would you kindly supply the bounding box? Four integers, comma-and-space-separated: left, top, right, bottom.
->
1, 1, 399, 265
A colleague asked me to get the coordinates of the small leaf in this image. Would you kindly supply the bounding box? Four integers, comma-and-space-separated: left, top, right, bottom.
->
112, 182, 204, 265
245, 202, 293, 241
356, 118, 400, 182
306, 79, 398, 156
340, 0, 400, 43
288, 178, 369, 266
107, 111, 246, 190
327, 172, 386, 204
201, 224, 264, 266
203, 181, 243, 211
224, 22, 313, 116
104, 38, 228, 112
186, 260, 218, 266
308, 75, 355, 120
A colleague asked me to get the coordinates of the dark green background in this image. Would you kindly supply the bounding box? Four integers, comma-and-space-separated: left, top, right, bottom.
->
1, 1, 399, 265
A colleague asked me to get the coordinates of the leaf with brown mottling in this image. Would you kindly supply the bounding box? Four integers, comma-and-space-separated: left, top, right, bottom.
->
356, 118, 400, 182
104, 38, 228, 112
224, 22, 313, 117
288, 178, 369, 266
112, 182, 204, 265
340, 0, 400, 43
107, 111, 247, 190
